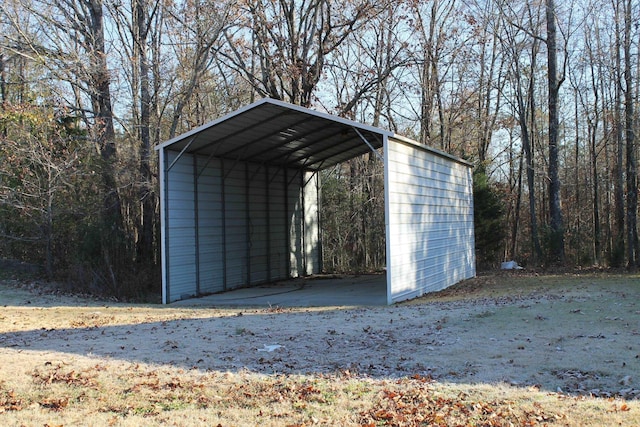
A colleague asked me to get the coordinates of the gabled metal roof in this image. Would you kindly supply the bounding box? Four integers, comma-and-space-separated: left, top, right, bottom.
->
156, 98, 393, 171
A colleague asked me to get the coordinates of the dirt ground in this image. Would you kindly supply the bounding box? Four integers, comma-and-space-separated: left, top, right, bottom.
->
0, 272, 639, 425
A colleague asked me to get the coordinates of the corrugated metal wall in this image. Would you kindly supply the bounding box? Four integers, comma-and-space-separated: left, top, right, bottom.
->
268, 168, 288, 280
196, 156, 224, 295
162, 150, 320, 303
164, 150, 197, 301
385, 137, 475, 304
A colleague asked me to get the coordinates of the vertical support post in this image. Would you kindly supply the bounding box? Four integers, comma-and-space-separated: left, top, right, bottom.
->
245, 163, 251, 285
284, 168, 290, 277
221, 160, 227, 291
316, 170, 323, 273
383, 136, 392, 305
193, 154, 201, 296
266, 166, 271, 283
301, 171, 307, 275
159, 148, 169, 304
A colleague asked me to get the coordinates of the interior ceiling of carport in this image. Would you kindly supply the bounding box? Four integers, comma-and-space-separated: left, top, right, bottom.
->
164, 100, 388, 171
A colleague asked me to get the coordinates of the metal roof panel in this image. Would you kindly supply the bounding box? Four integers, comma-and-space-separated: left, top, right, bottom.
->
156, 98, 393, 171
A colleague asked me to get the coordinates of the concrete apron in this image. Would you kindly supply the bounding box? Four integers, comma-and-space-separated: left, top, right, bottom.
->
170, 274, 387, 308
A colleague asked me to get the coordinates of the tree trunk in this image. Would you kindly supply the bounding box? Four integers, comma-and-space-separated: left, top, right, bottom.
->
0, 53, 6, 137
84, 0, 125, 293
586, 29, 601, 265
510, 144, 524, 260
590, 124, 601, 264
134, 0, 155, 265
574, 88, 580, 260
546, 0, 564, 264
623, 0, 638, 267
418, 1, 437, 146
87, 1, 121, 220
613, 0, 626, 266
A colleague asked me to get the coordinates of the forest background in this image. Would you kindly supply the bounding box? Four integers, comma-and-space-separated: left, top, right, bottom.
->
0, 0, 638, 299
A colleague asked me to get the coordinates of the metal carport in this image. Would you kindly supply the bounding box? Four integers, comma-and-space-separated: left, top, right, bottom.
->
156, 98, 475, 304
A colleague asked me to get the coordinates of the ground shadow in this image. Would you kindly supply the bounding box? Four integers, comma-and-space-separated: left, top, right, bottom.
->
2, 284, 639, 400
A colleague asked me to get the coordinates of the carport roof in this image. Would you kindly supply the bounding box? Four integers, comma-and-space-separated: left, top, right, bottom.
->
156, 98, 394, 171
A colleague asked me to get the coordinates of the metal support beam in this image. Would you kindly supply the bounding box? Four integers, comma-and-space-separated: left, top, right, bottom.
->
353, 127, 384, 162
316, 170, 323, 273
304, 135, 374, 170
264, 127, 353, 166
284, 168, 290, 277
303, 170, 317, 188
191, 109, 293, 156
215, 115, 316, 159
167, 137, 195, 171
301, 172, 307, 276
287, 168, 303, 186
196, 150, 219, 179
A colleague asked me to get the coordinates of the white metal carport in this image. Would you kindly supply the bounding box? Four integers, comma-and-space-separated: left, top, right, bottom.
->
156, 98, 475, 304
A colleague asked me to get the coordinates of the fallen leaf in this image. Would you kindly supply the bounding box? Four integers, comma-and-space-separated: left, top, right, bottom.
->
40, 397, 69, 411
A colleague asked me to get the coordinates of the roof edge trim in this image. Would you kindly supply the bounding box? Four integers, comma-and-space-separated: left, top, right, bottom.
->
391, 134, 474, 168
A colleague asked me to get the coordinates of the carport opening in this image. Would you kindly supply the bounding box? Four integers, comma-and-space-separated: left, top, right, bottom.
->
320, 151, 386, 275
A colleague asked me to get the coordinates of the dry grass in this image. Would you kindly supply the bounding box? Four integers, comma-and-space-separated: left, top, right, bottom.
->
1, 273, 639, 426
1, 361, 637, 426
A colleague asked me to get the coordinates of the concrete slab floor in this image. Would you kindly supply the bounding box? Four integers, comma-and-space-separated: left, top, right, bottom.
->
170, 274, 387, 308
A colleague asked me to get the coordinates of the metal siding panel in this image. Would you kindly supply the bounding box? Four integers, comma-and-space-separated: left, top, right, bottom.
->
248, 163, 269, 284
196, 155, 224, 294
269, 169, 289, 279
167, 191, 198, 204
166, 151, 197, 302
222, 160, 248, 289
387, 138, 475, 303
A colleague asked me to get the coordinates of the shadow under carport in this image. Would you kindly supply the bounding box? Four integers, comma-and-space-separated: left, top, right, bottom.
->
170, 274, 387, 307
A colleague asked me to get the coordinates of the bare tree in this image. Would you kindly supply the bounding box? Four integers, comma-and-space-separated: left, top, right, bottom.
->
408, 0, 458, 147
582, 25, 602, 264
323, 0, 411, 124
499, 1, 544, 263
109, 0, 162, 265
317, 2, 410, 272
469, 0, 506, 163
164, 0, 232, 137
221, 0, 374, 107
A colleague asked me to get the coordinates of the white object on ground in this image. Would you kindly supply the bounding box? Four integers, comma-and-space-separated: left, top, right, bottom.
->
258, 344, 284, 352
501, 260, 524, 270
